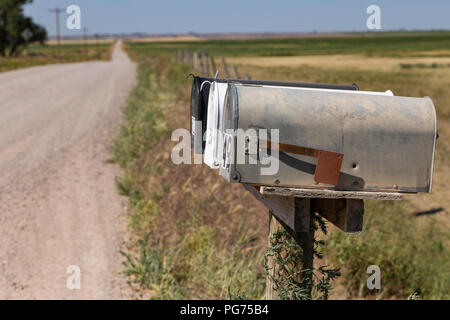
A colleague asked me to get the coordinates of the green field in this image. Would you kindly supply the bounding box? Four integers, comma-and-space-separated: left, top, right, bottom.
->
0, 42, 113, 73
129, 31, 450, 57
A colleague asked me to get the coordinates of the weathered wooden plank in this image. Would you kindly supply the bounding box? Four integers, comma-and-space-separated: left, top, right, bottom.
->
313, 198, 364, 233
243, 184, 295, 230
244, 184, 310, 233
260, 186, 403, 200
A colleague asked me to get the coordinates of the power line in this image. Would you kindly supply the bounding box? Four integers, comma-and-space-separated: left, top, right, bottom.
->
83, 27, 88, 60
49, 7, 64, 58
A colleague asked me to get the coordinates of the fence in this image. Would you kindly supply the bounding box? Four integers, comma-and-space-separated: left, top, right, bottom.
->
175, 49, 250, 80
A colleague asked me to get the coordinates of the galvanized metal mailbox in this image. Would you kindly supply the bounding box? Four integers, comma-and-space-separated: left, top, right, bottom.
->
219, 84, 437, 193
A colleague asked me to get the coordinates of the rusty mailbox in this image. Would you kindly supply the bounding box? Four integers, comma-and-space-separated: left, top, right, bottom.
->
219, 83, 437, 193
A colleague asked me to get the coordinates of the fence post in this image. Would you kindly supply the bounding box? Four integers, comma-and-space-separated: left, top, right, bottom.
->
203, 52, 211, 76
210, 56, 217, 76
266, 198, 315, 300
232, 65, 240, 79
193, 51, 199, 70
221, 56, 230, 78
186, 50, 192, 67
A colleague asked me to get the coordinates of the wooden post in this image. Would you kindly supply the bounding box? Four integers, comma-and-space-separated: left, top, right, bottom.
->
178, 49, 184, 63
95, 34, 100, 59
232, 65, 241, 79
193, 51, 199, 70
266, 211, 282, 300
83, 27, 88, 60
198, 51, 208, 75
266, 198, 315, 300
198, 51, 203, 73
221, 57, 230, 78
203, 53, 211, 76
210, 56, 217, 76
245, 184, 403, 299
185, 50, 192, 67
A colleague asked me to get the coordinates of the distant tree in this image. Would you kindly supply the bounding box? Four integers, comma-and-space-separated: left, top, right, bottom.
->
0, 0, 47, 57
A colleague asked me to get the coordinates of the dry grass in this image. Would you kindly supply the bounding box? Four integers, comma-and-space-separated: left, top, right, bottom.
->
45, 38, 115, 45
130, 36, 206, 43
113, 54, 268, 299
117, 36, 449, 299
228, 54, 450, 72
0, 42, 114, 73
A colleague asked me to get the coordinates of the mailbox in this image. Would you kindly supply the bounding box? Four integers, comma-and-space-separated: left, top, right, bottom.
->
190, 76, 358, 155
204, 81, 229, 168
219, 84, 437, 193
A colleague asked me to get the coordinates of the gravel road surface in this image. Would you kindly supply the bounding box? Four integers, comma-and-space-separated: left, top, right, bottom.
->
0, 41, 136, 299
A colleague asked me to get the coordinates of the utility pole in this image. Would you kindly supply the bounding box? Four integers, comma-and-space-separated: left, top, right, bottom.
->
83, 28, 88, 60
49, 7, 63, 58
95, 34, 100, 59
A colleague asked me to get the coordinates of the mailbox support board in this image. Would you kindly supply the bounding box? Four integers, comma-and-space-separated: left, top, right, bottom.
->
244, 184, 404, 299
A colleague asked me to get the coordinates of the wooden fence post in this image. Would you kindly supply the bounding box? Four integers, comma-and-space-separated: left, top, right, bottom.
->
198, 51, 204, 73
193, 51, 199, 70
232, 65, 241, 79
210, 56, 217, 76
266, 198, 314, 299
203, 53, 211, 76
266, 212, 282, 300
186, 50, 193, 68
221, 56, 230, 78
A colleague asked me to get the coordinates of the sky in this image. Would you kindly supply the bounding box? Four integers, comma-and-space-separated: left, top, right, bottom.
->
24, 0, 450, 37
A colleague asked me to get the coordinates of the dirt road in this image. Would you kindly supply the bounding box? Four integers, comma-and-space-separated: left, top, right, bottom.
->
0, 41, 136, 299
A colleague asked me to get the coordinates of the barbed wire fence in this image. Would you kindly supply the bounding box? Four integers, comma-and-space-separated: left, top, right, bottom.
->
175, 48, 251, 80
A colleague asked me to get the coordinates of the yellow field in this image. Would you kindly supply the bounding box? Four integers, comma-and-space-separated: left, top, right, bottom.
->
228, 53, 450, 72
45, 38, 115, 45
130, 36, 205, 42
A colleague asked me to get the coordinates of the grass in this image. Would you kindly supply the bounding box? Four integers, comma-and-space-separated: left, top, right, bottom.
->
112, 51, 266, 299
326, 201, 449, 299
0, 42, 113, 73
116, 31, 449, 300
400, 62, 450, 69
129, 31, 450, 58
